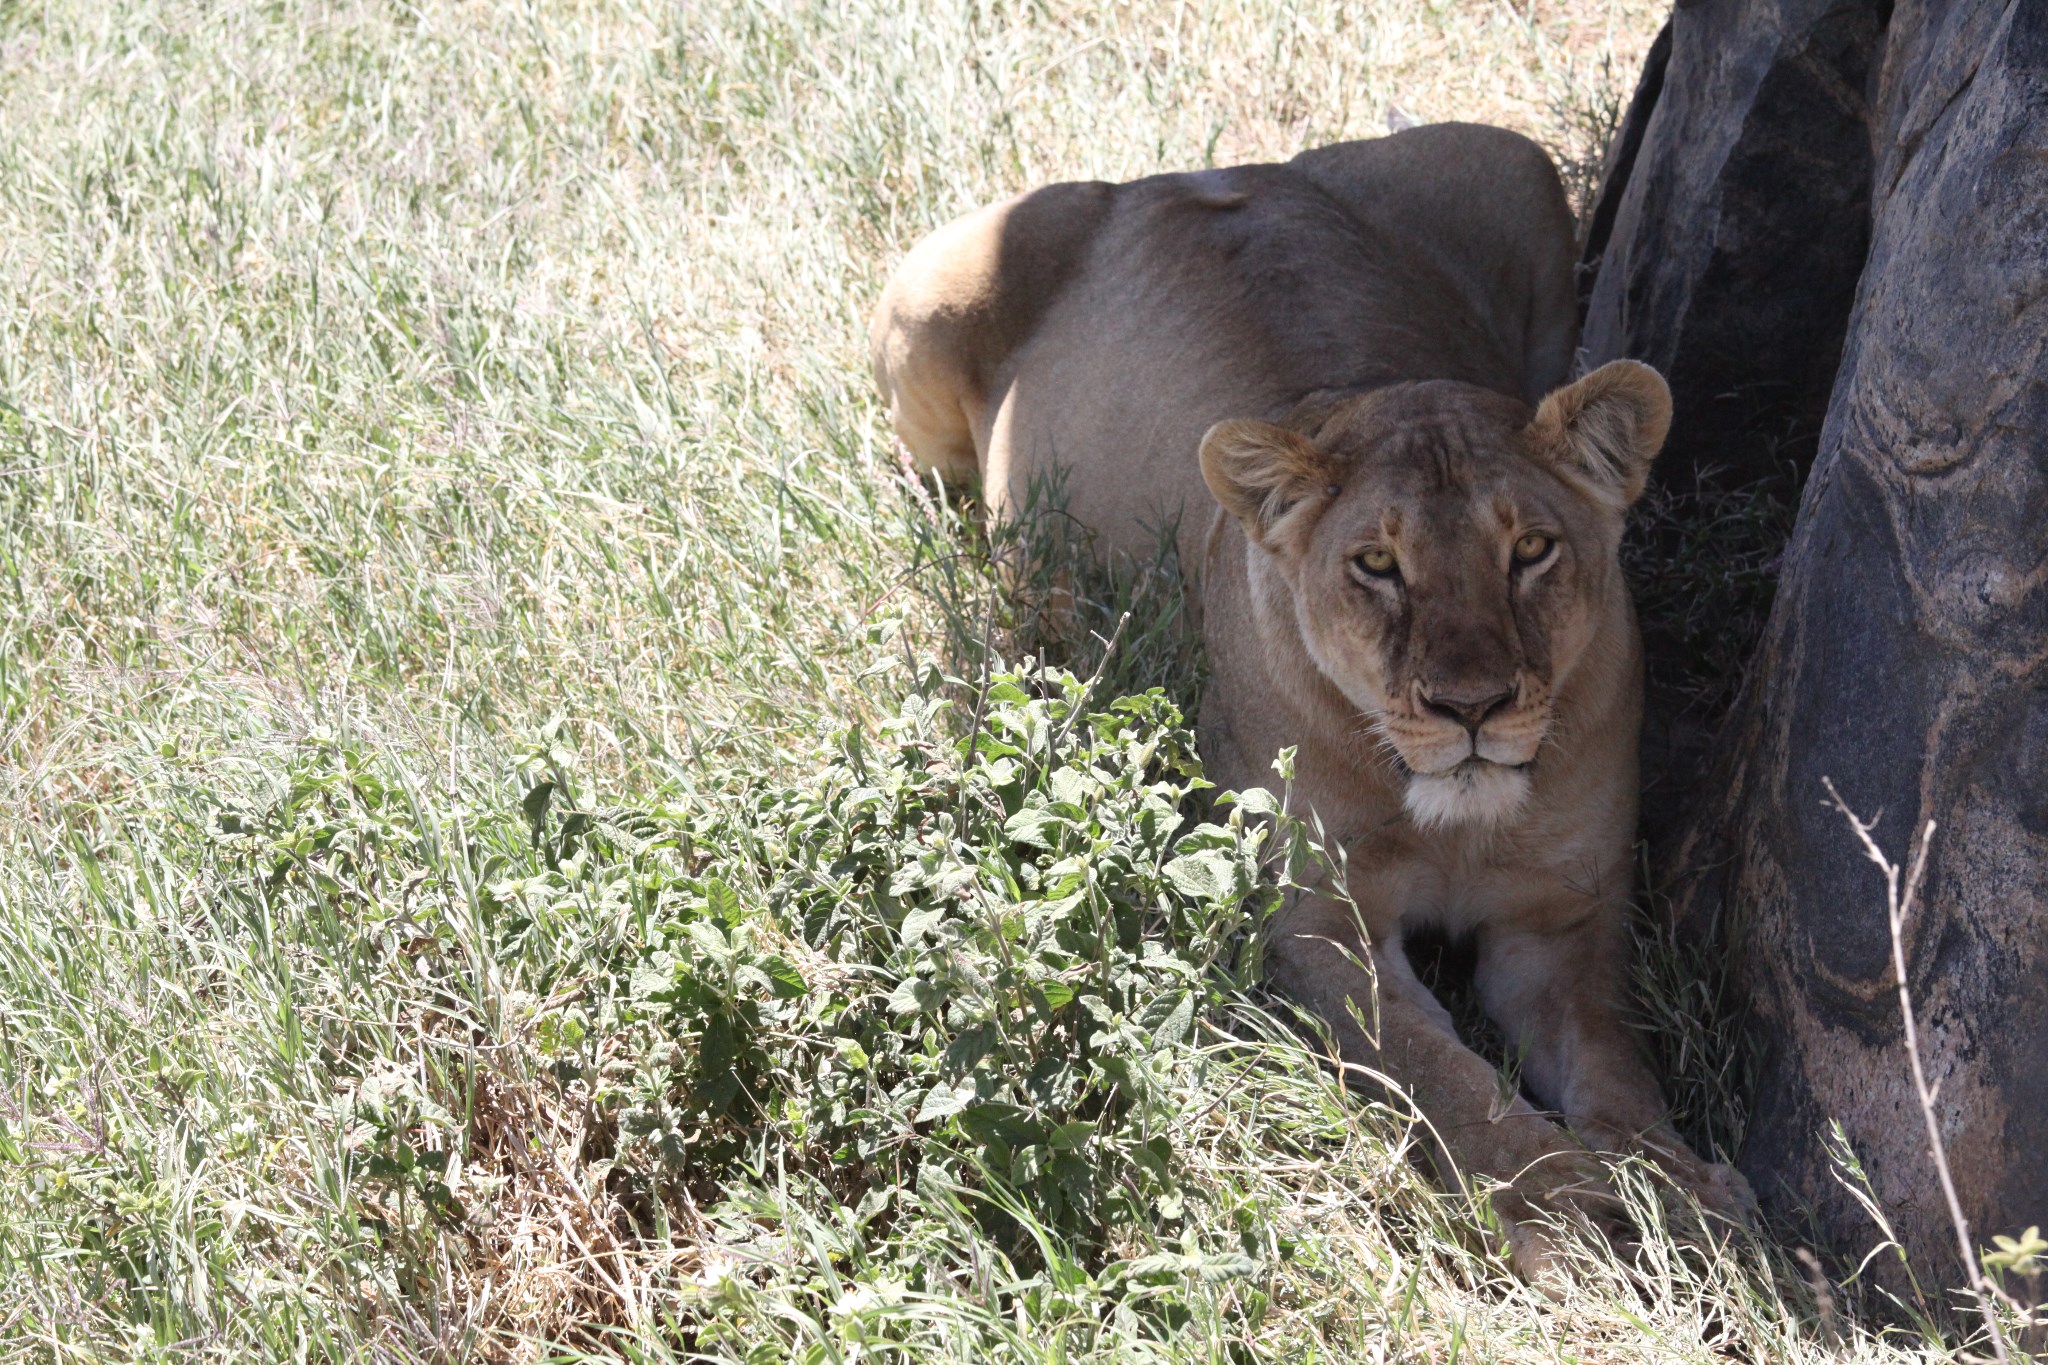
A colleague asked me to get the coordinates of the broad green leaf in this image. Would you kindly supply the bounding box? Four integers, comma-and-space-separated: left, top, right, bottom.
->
685, 919, 732, 963
705, 880, 742, 923
1163, 847, 1234, 901
1227, 786, 1282, 818
756, 954, 806, 998
1003, 806, 1062, 848
900, 903, 947, 947
915, 1081, 976, 1124
629, 956, 675, 1002
1049, 1120, 1097, 1151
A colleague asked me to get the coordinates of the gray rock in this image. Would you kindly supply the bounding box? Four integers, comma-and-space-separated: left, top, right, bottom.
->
1585, 0, 2048, 1292
1583, 0, 1883, 491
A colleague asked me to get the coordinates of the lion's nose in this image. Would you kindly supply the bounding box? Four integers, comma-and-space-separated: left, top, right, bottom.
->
1420, 685, 1515, 735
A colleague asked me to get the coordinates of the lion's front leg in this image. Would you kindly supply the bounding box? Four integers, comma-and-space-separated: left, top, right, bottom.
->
1266, 899, 1621, 1278
1475, 917, 1756, 1227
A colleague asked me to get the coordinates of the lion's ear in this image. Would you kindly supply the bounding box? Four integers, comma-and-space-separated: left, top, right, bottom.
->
1200, 419, 1340, 546
1527, 360, 1671, 508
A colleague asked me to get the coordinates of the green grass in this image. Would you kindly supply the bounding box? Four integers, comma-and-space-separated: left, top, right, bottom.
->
0, 0, 2004, 1359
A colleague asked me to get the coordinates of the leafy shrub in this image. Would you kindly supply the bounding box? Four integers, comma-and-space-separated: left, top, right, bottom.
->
509, 666, 1299, 1280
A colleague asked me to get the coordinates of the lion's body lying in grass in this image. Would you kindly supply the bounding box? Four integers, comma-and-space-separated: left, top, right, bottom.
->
871, 122, 1751, 1275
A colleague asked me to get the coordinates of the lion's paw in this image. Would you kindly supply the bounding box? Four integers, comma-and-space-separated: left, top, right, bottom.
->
1686, 1159, 1758, 1229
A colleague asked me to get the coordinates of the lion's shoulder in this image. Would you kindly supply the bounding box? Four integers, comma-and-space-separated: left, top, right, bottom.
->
1288, 127, 1578, 400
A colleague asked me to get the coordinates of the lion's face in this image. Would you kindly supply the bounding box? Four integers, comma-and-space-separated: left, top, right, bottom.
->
1201, 362, 1670, 830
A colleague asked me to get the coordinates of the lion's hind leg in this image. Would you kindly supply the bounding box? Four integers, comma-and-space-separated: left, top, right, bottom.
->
869, 221, 989, 490
869, 181, 1115, 493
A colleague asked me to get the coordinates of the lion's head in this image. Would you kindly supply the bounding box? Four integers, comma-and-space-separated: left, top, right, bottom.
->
1200, 361, 1670, 830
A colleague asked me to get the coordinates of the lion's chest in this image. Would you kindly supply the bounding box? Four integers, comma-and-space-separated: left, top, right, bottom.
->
1344, 825, 1619, 942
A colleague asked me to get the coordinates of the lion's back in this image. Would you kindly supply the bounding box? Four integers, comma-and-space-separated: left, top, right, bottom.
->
869, 126, 1578, 564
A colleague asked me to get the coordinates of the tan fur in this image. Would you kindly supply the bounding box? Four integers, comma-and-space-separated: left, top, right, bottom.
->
871, 125, 1751, 1277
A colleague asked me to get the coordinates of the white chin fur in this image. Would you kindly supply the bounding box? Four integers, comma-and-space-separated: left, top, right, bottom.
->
1403, 762, 1531, 831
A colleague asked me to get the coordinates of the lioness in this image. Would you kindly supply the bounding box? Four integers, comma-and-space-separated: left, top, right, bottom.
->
870, 124, 1751, 1272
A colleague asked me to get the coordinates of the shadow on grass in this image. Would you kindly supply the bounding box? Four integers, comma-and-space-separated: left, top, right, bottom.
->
901, 466, 1206, 718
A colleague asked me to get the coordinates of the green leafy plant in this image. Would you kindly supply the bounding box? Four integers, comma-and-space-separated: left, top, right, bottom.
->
515, 666, 1297, 1280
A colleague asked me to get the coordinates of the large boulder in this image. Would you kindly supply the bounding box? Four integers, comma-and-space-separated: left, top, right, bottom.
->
1581, 0, 1884, 492
1584, 0, 1890, 848
1585, 0, 2048, 1292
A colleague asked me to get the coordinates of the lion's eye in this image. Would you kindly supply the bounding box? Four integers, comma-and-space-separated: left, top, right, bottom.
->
1354, 548, 1399, 579
1512, 533, 1555, 566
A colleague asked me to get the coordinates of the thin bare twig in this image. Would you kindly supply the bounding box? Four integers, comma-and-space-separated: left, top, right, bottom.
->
1822, 777, 2010, 1364
1050, 608, 1133, 754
